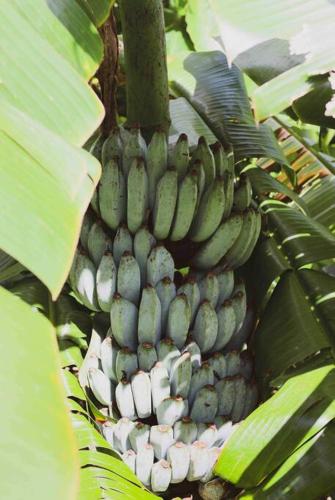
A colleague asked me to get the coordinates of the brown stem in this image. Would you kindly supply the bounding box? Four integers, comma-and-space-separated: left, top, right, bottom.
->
97, 10, 119, 137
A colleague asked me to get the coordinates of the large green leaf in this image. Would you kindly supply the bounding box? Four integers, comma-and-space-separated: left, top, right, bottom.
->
169, 50, 287, 163
301, 176, 335, 233
0, 286, 79, 499
76, 0, 115, 27
242, 421, 335, 499
215, 364, 335, 488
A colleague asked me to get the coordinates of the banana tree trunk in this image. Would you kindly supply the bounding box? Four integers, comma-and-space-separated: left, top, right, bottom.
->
119, 0, 170, 138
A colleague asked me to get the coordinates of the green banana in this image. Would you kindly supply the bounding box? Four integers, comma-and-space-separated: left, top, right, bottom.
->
192, 160, 206, 209
131, 371, 152, 418
100, 336, 118, 383
183, 340, 201, 371
110, 293, 138, 350
113, 225, 133, 266
215, 377, 235, 415
157, 338, 181, 374
208, 352, 227, 380
211, 141, 228, 176
190, 385, 218, 423
189, 177, 225, 242
216, 268, 234, 305
155, 277, 177, 332
150, 362, 171, 413
193, 300, 218, 354
122, 126, 147, 177
170, 169, 198, 241
191, 213, 244, 269
173, 417, 197, 445
87, 221, 111, 267
117, 252, 141, 304
234, 209, 262, 267
138, 343, 158, 372
233, 174, 252, 211
231, 376, 247, 423
136, 444, 154, 488
151, 460, 171, 493
122, 450, 136, 474
116, 347, 138, 381
129, 422, 150, 452
88, 367, 112, 406
166, 294, 191, 349
197, 423, 218, 447
222, 171, 234, 219
127, 157, 149, 234
187, 441, 210, 481
223, 209, 257, 269
147, 245, 175, 286
74, 251, 98, 310
171, 133, 189, 180
178, 278, 200, 324
138, 285, 162, 345
115, 380, 136, 420
113, 417, 135, 453
192, 136, 216, 188
212, 300, 236, 352
167, 442, 190, 484
96, 252, 117, 312
134, 226, 156, 286
188, 362, 214, 406
170, 352, 192, 398
101, 128, 122, 165
147, 130, 168, 208
150, 424, 174, 460
80, 211, 94, 250
156, 396, 187, 426
99, 157, 126, 230
153, 168, 178, 240
198, 272, 219, 308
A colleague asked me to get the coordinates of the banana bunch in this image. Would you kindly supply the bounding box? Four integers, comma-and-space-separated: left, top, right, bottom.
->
87, 127, 260, 270
82, 244, 257, 492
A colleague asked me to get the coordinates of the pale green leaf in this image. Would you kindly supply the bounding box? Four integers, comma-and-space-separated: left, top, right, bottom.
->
0, 286, 79, 499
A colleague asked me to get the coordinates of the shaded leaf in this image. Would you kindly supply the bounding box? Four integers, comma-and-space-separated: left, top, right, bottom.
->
76, 0, 115, 27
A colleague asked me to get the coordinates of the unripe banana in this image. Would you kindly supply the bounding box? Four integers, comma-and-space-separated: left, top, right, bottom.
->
208, 352, 227, 380
214, 416, 234, 446
225, 307, 254, 351
171, 133, 189, 180
115, 379, 137, 420
117, 252, 141, 304
188, 362, 214, 406
151, 459, 171, 493
211, 141, 228, 176
200, 448, 221, 483
122, 450, 136, 474
190, 177, 225, 242
87, 221, 111, 267
129, 422, 150, 452
190, 385, 218, 423
178, 278, 200, 324
222, 171, 234, 219
225, 351, 242, 377
183, 340, 201, 371
192, 213, 243, 269
167, 441, 190, 484
102, 421, 115, 447
116, 347, 138, 381
242, 380, 258, 419
138, 285, 162, 345
113, 225, 133, 266
99, 157, 126, 230
170, 352, 192, 398
231, 375, 247, 423
150, 362, 171, 413
137, 343, 158, 372
147, 245, 175, 287
100, 336, 118, 383
215, 377, 235, 416
101, 128, 123, 165
96, 252, 116, 312
127, 157, 149, 234
131, 371, 152, 418
173, 417, 198, 444
198, 272, 219, 308
216, 268, 234, 305
170, 170, 198, 241
212, 300, 236, 352
134, 226, 156, 286
122, 126, 147, 176
155, 277, 177, 332
240, 351, 253, 379
231, 290, 247, 333
136, 444, 154, 487
223, 209, 257, 269
157, 396, 187, 426
153, 168, 178, 240
187, 441, 209, 481
234, 209, 262, 268
167, 294, 191, 349
197, 423, 218, 448
233, 174, 252, 211
80, 211, 94, 250
150, 424, 174, 460
88, 367, 112, 406
157, 338, 181, 374
113, 417, 135, 454
192, 160, 206, 208
192, 136, 216, 188
193, 300, 218, 354
110, 293, 138, 350
74, 251, 99, 310
147, 130, 168, 208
